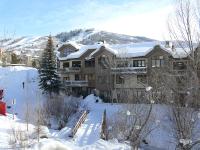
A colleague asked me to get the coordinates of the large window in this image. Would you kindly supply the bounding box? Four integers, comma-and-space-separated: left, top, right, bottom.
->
116, 75, 124, 84
117, 61, 129, 67
85, 58, 95, 67
133, 60, 146, 67
63, 62, 69, 68
152, 56, 164, 67
72, 61, 81, 67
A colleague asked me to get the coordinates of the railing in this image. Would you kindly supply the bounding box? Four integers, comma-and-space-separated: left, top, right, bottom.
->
111, 67, 147, 74
100, 109, 108, 140
171, 69, 187, 76
69, 110, 89, 138
64, 80, 88, 87
58, 67, 81, 73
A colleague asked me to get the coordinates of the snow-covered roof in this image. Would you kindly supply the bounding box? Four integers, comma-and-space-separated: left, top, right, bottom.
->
110, 42, 159, 58
59, 43, 103, 60
110, 42, 191, 59
12, 50, 21, 56
57, 41, 82, 51
58, 41, 194, 61
86, 43, 118, 59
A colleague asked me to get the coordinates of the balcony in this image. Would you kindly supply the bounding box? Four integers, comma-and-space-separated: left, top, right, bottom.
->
171, 70, 187, 76
111, 67, 147, 74
58, 67, 81, 73
64, 80, 88, 87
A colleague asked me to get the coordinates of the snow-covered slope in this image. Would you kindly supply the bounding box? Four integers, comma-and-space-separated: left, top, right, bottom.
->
56, 28, 156, 44
0, 66, 43, 119
0, 28, 156, 57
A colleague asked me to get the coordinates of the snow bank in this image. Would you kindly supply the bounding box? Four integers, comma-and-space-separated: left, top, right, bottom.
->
31, 139, 72, 150
0, 66, 44, 119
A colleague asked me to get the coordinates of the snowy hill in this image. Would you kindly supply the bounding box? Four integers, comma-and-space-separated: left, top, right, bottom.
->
56, 28, 156, 44
0, 29, 156, 57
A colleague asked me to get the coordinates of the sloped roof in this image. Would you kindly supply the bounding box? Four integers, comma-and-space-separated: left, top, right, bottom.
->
110, 42, 191, 58
58, 41, 194, 61
57, 41, 82, 51
59, 43, 102, 60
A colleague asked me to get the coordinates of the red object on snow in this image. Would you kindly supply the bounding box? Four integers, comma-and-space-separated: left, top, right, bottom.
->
0, 101, 6, 116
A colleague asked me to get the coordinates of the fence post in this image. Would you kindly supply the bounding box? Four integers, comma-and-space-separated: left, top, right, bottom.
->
101, 109, 108, 140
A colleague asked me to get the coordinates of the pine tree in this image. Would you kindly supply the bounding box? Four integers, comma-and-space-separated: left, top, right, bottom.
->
39, 35, 61, 95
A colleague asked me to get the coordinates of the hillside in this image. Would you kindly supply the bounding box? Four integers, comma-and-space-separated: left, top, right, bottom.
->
0, 29, 156, 57
56, 28, 156, 44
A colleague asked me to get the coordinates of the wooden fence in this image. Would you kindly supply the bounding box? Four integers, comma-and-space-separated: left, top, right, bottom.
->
69, 110, 89, 137
100, 109, 108, 140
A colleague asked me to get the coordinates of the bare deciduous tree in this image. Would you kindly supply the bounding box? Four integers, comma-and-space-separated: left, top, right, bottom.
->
158, 0, 200, 149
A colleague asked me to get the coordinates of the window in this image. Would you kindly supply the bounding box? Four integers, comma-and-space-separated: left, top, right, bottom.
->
137, 75, 147, 84
133, 60, 146, 67
173, 62, 187, 70
75, 74, 80, 80
152, 56, 164, 67
98, 56, 109, 68
88, 74, 95, 81
85, 58, 95, 67
63, 76, 70, 81
116, 75, 124, 84
117, 61, 129, 67
72, 61, 81, 67
62, 49, 74, 57
63, 62, 69, 68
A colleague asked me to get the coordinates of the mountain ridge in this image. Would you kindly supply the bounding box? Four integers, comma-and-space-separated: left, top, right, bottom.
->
0, 28, 157, 56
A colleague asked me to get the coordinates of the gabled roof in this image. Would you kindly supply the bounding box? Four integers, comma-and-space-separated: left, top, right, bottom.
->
110, 42, 192, 59
87, 43, 118, 59
58, 41, 195, 61
58, 43, 103, 60
57, 41, 82, 51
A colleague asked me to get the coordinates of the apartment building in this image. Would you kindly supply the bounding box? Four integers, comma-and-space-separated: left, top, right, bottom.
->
57, 41, 192, 101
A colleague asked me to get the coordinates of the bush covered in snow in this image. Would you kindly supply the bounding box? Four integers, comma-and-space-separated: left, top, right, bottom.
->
42, 95, 81, 130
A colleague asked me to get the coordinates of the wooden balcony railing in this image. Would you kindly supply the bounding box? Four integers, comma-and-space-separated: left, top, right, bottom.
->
111, 67, 147, 74
58, 67, 81, 73
64, 80, 88, 87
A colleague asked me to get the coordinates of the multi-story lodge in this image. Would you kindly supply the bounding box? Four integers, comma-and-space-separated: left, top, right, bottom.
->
57, 41, 192, 102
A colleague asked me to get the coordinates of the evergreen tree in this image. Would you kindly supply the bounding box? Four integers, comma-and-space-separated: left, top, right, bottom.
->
39, 35, 61, 95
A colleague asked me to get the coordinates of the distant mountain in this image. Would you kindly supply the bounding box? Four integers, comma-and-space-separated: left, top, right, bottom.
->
56, 28, 156, 44
0, 28, 157, 56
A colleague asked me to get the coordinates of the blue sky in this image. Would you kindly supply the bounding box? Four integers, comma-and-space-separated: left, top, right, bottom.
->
0, 0, 173, 40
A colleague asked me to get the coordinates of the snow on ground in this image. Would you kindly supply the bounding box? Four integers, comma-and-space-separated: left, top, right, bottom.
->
0, 66, 44, 119
0, 67, 130, 150
0, 66, 176, 149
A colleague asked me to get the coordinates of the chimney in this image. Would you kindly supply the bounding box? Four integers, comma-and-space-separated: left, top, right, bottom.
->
171, 45, 175, 51
165, 41, 173, 48
165, 41, 170, 48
